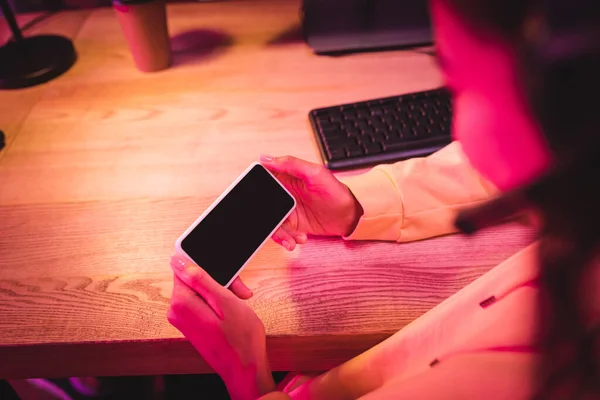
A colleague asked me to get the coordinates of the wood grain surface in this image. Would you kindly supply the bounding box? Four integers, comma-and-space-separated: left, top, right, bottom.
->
0, 0, 534, 378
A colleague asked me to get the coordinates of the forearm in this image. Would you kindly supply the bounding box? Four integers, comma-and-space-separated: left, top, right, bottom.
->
284, 363, 381, 400
286, 245, 539, 399
339, 141, 498, 243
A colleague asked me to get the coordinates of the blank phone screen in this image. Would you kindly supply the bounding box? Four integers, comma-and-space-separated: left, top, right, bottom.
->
181, 164, 295, 286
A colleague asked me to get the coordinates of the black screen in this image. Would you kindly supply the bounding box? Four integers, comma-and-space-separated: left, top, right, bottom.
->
302, 0, 432, 53
181, 164, 295, 286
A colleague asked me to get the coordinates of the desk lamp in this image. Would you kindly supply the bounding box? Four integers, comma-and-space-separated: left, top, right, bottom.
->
0, 0, 76, 89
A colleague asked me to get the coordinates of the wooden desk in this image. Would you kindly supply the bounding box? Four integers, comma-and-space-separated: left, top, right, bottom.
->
0, 0, 534, 379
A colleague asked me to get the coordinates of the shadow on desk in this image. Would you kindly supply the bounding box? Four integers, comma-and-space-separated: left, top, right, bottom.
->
170, 29, 233, 67
268, 24, 304, 46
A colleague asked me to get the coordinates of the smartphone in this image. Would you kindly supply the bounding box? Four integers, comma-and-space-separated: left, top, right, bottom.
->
175, 162, 296, 288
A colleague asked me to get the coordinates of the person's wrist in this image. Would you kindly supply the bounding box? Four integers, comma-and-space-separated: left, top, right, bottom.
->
223, 357, 275, 400
340, 186, 364, 237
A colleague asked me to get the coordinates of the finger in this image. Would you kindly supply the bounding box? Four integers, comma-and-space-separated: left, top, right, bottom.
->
280, 219, 307, 245
272, 224, 307, 247
295, 233, 308, 244
229, 277, 253, 300
170, 254, 229, 320
271, 227, 296, 251
259, 154, 322, 182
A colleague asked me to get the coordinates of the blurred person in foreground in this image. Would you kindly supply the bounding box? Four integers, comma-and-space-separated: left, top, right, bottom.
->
168, 0, 600, 398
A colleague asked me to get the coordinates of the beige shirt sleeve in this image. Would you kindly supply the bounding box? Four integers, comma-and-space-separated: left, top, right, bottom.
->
338, 141, 498, 242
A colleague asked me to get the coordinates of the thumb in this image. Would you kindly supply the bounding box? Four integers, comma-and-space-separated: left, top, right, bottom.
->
170, 254, 229, 319
260, 155, 322, 182
229, 277, 253, 300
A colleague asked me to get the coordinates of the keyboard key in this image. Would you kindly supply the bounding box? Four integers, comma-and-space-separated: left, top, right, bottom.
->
322, 128, 346, 140
364, 134, 376, 143
354, 137, 367, 147
346, 145, 364, 157
320, 121, 340, 130
346, 126, 361, 136
415, 125, 430, 137
374, 127, 391, 137
347, 131, 363, 142
361, 126, 375, 136
371, 121, 388, 133
383, 136, 448, 152
383, 104, 397, 113
357, 109, 371, 119
318, 123, 337, 132
381, 140, 412, 152
364, 143, 382, 154
402, 118, 416, 129
327, 148, 346, 161
382, 114, 397, 125
370, 132, 387, 143
389, 128, 405, 139
321, 131, 345, 141
341, 120, 356, 129
415, 115, 429, 126
357, 120, 370, 130
316, 115, 330, 124
370, 107, 384, 116
325, 137, 348, 149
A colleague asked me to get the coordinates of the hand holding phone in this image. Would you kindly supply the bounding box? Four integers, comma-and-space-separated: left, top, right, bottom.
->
259, 154, 364, 244
168, 255, 276, 398
175, 162, 297, 289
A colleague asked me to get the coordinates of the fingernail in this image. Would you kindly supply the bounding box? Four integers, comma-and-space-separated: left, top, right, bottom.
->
170, 254, 187, 271
260, 154, 274, 162
282, 240, 291, 250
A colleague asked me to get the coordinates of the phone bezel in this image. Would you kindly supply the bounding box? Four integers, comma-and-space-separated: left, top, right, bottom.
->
174, 162, 297, 288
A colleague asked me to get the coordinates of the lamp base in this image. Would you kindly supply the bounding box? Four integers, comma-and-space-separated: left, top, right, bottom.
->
0, 35, 77, 90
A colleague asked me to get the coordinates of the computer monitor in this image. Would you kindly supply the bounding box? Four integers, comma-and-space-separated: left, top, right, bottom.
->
301, 0, 432, 55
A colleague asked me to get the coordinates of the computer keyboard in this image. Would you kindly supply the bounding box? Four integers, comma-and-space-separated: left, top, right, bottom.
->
309, 87, 453, 170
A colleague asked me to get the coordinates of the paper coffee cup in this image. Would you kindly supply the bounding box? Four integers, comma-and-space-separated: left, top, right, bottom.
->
113, 0, 171, 72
